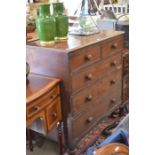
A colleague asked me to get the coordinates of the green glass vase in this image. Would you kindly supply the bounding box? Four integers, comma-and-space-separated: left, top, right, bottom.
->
36, 4, 56, 46
52, 2, 68, 40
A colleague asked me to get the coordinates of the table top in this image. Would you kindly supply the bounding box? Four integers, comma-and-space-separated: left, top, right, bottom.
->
27, 30, 124, 53
26, 73, 60, 104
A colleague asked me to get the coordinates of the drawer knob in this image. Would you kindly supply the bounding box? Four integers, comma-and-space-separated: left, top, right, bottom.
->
111, 43, 118, 49
86, 117, 93, 123
110, 80, 116, 85
51, 93, 57, 99
111, 61, 117, 67
85, 54, 92, 60
40, 117, 44, 121
34, 106, 40, 111
52, 112, 57, 117
85, 74, 93, 80
86, 95, 93, 101
110, 98, 116, 104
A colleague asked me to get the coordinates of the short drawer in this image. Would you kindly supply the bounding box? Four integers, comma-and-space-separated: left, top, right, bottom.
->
26, 110, 48, 134
72, 91, 121, 142
101, 36, 123, 59
69, 44, 101, 71
46, 97, 62, 132
71, 70, 122, 116
71, 52, 122, 93
26, 86, 60, 118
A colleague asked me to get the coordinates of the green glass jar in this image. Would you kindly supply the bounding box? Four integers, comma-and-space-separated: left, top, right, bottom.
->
36, 4, 56, 46
52, 2, 68, 40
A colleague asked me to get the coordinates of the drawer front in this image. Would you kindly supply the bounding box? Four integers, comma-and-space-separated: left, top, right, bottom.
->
70, 44, 101, 71
26, 86, 60, 118
26, 110, 47, 133
72, 90, 121, 142
101, 37, 123, 59
71, 52, 122, 93
46, 97, 62, 132
71, 70, 122, 116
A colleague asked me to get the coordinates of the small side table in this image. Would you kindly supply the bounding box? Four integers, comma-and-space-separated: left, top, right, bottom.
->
26, 73, 63, 154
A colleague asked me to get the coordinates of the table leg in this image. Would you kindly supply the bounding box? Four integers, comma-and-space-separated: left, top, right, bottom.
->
27, 129, 33, 151
57, 121, 63, 155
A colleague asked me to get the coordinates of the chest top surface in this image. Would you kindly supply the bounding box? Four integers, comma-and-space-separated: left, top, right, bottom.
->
27, 30, 124, 52
26, 73, 60, 104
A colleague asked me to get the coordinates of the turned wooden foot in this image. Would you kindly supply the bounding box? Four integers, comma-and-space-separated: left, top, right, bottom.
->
57, 121, 63, 155
27, 129, 33, 152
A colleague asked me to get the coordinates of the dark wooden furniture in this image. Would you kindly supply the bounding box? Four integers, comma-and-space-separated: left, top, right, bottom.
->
122, 48, 129, 103
26, 73, 63, 154
26, 30, 124, 150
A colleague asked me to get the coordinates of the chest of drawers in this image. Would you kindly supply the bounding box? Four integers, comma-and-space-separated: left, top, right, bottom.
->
26, 30, 124, 150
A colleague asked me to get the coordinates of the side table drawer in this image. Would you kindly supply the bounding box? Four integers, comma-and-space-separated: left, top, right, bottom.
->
101, 36, 123, 59
70, 44, 101, 71
71, 52, 122, 93
46, 97, 62, 132
26, 86, 60, 118
26, 110, 48, 133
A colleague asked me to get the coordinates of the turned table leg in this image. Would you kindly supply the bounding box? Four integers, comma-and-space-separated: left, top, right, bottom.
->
27, 129, 33, 151
57, 121, 63, 155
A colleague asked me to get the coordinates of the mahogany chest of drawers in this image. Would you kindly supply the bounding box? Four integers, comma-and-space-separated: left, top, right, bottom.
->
26, 30, 124, 150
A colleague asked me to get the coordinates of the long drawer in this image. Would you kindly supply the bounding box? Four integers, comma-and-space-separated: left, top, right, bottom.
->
71, 52, 122, 93
71, 70, 122, 116
71, 88, 122, 143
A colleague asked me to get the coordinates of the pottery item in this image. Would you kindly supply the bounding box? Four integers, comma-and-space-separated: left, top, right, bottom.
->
52, 2, 68, 40
36, 4, 56, 46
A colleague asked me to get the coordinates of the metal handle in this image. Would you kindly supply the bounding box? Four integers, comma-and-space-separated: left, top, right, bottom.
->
111, 43, 118, 49
86, 117, 93, 123
40, 117, 44, 121
52, 112, 57, 117
85, 74, 93, 80
50, 93, 57, 99
86, 95, 93, 101
110, 80, 116, 85
85, 54, 92, 60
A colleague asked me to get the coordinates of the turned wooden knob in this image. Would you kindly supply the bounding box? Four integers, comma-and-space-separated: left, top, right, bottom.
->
111, 61, 117, 66
50, 93, 57, 99
87, 117, 93, 123
34, 105, 40, 111
111, 43, 118, 49
86, 74, 93, 80
86, 95, 93, 101
52, 112, 57, 117
110, 80, 116, 85
85, 54, 92, 60
40, 117, 44, 121
110, 98, 116, 104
